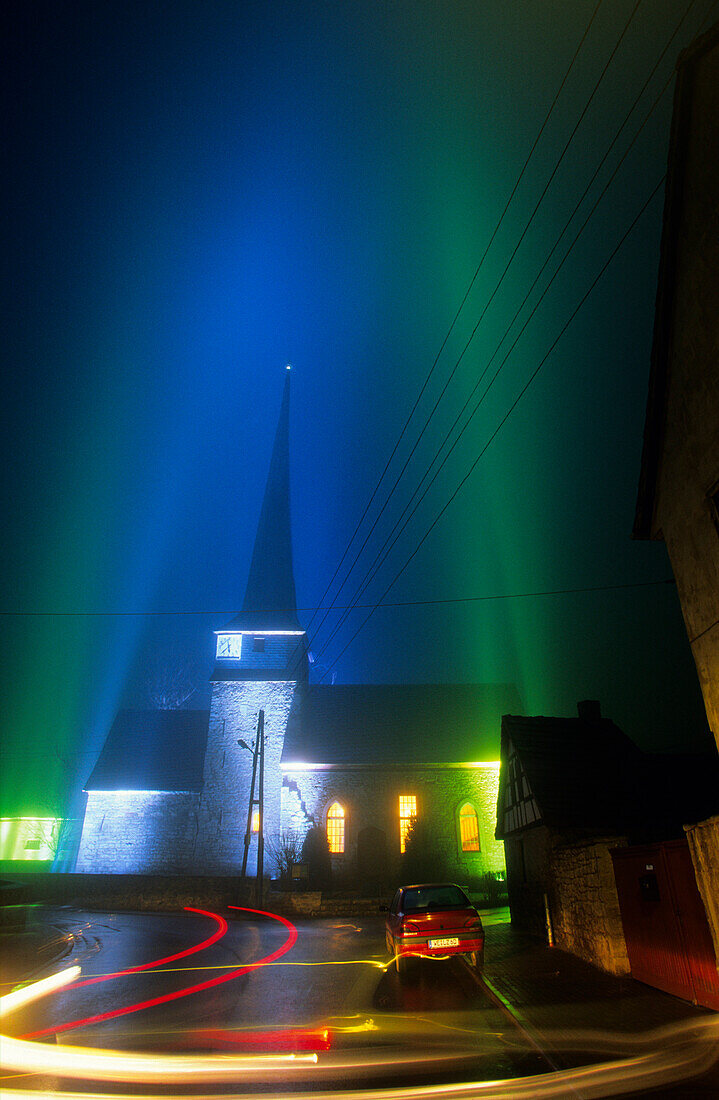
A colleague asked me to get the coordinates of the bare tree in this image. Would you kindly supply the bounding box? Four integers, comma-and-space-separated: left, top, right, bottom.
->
266, 830, 303, 884
146, 647, 199, 709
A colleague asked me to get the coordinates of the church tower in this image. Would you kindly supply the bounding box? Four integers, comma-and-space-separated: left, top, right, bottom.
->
195, 368, 307, 873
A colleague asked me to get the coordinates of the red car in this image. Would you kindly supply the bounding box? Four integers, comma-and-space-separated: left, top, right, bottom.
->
382, 882, 484, 975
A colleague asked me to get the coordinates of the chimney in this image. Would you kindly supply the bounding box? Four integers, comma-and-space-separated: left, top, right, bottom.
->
577, 700, 601, 722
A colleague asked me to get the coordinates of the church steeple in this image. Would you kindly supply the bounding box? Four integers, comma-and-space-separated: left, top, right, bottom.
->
225, 367, 301, 633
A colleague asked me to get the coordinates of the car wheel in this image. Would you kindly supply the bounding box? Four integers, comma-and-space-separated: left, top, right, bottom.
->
396, 949, 410, 976
467, 949, 483, 973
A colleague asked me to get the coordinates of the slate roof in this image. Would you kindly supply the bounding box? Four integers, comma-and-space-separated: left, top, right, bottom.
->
228, 371, 302, 632
498, 713, 643, 834
498, 712, 719, 839
84, 710, 209, 792
282, 683, 522, 764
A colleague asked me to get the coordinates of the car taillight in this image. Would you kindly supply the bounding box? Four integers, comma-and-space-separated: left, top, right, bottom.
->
464, 917, 483, 931
400, 920, 421, 936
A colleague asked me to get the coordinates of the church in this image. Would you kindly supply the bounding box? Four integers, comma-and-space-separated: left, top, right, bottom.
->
76, 370, 520, 886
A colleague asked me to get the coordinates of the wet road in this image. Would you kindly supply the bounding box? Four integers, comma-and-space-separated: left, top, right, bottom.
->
9, 905, 513, 1032
8, 906, 714, 1098
5, 905, 547, 1087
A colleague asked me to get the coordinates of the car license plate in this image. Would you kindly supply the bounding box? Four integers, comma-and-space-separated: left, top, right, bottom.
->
429, 937, 459, 948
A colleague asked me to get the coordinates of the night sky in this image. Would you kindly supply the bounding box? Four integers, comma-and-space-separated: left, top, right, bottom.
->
3, 0, 715, 820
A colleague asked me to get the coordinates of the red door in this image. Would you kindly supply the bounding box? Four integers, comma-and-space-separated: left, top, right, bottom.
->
611, 840, 719, 1010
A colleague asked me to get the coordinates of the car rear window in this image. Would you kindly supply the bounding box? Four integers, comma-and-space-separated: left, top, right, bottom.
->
402, 885, 470, 911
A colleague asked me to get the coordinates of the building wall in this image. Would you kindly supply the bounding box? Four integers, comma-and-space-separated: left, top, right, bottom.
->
505, 828, 630, 975
685, 814, 719, 960
75, 791, 200, 874
651, 42, 719, 749
194, 679, 298, 874
549, 837, 630, 976
280, 763, 504, 889
504, 828, 552, 938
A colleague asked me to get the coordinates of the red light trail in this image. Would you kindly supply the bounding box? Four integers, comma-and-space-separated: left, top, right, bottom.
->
22, 906, 298, 1040
69, 906, 228, 989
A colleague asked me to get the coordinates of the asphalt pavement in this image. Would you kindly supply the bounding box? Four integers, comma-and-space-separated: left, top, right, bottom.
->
1, 903, 718, 1098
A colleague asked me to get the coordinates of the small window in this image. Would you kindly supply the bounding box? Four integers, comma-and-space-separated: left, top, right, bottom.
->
459, 803, 480, 852
253, 637, 265, 652
251, 810, 260, 833
327, 802, 345, 854
398, 795, 417, 853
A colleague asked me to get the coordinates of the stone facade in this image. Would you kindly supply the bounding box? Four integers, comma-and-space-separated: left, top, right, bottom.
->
76, 791, 200, 874
549, 838, 630, 976
504, 826, 630, 975
633, 26, 719, 960
281, 762, 504, 889
635, 31, 719, 750
685, 814, 719, 961
195, 679, 299, 874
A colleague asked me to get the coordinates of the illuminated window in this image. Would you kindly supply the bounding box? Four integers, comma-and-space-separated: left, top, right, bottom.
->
398, 795, 417, 853
459, 803, 480, 852
327, 802, 345, 854
216, 633, 242, 659
251, 810, 260, 833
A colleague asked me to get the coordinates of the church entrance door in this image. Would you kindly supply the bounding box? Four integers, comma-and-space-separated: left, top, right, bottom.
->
357, 826, 388, 893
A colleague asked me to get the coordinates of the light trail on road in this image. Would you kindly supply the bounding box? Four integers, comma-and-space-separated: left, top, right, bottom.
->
21, 906, 297, 1039
3, 964, 719, 1098
67, 907, 228, 989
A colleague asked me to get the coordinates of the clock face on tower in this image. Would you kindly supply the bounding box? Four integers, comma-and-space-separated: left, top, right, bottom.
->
216, 633, 242, 659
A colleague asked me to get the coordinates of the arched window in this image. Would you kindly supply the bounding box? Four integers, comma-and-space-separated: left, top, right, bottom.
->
459, 803, 480, 852
326, 802, 345, 854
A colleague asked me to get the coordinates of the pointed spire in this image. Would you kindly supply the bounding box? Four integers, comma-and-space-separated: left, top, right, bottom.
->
227, 367, 301, 632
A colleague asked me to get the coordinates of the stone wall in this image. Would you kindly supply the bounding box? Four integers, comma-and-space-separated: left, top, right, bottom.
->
76, 791, 200, 874
651, 40, 719, 748
548, 836, 630, 976
195, 679, 299, 874
280, 763, 504, 890
504, 828, 630, 975
686, 814, 719, 960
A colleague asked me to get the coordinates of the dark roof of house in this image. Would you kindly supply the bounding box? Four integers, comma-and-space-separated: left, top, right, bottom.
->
499, 713, 643, 834
84, 710, 209, 792
633, 22, 719, 538
282, 683, 522, 764
498, 712, 719, 838
227, 370, 302, 632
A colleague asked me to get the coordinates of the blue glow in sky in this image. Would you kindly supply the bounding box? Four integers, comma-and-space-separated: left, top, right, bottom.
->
2, 0, 714, 817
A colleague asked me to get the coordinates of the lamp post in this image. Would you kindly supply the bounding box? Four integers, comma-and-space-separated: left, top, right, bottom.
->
238, 708, 265, 907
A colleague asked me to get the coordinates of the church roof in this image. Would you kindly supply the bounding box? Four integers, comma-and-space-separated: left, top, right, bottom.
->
84, 709, 209, 792
226, 370, 301, 632
282, 683, 521, 764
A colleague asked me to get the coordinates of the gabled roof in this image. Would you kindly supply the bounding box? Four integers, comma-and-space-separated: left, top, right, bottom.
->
227, 370, 301, 632
498, 713, 643, 835
282, 683, 522, 765
497, 711, 719, 839
84, 710, 209, 792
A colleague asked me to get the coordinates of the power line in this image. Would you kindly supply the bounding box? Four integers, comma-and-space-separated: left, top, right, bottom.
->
303, 0, 647, 667
308, 0, 717, 668
316, 173, 667, 683
0, 577, 675, 618
299, 0, 606, 646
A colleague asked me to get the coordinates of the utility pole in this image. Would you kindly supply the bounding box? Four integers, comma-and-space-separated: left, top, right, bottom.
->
256, 709, 265, 908
239, 708, 265, 907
